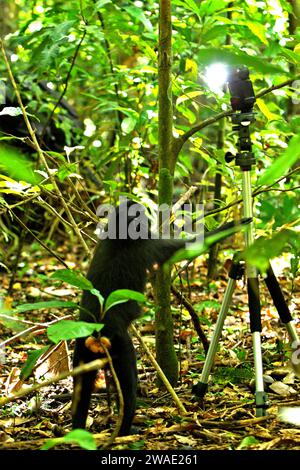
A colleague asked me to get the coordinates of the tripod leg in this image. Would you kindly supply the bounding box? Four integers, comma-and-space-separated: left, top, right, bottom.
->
264, 264, 299, 343
193, 260, 242, 398
242, 170, 268, 416
247, 276, 268, 416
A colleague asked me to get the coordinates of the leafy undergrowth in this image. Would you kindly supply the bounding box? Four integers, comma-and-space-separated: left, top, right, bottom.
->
0, 244, 299, 450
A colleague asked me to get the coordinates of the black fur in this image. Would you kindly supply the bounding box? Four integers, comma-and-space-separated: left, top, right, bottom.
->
72, 201, 249, 435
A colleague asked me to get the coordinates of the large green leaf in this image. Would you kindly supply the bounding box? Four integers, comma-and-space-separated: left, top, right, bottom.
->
15, 300, 78, 313
47, 320, 104, 343
41, 429, 97, 450
0, 146, 40, 184
166, 225, 249, 265
245, 21, 268, 45
198, 48, 284, 74
257, 134, 300, 186
105, 289, 146, 313
51, 270, 104, 307
243, 230, 298, 272
51, 269, 93, 290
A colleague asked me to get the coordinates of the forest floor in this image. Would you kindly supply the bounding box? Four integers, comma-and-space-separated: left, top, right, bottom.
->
0, 243, 300, 451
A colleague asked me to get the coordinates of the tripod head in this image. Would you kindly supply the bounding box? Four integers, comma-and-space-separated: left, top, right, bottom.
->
225, 66, 256, 170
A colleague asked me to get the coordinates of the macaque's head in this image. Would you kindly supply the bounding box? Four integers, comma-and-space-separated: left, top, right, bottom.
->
101, 199, 150, 242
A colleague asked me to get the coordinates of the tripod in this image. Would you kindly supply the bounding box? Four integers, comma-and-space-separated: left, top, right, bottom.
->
193, 69, 299, 416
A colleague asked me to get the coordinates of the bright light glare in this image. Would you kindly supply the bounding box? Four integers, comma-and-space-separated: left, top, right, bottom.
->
279, 407, 300, 426
204, 63, 228, 94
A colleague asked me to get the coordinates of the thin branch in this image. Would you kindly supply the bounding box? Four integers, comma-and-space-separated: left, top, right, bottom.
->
174, 109, 233, 152
172, 185, 199, 213
0, 195, 39, 214
131, 324, 187, 415
36, 196, 74, 230
0, 315, 72, 349
257, 74, 300, 100
171, 285, 209, 353
0, 358, 107, 407
11, 211, 69, 268
66, 178, 99, 222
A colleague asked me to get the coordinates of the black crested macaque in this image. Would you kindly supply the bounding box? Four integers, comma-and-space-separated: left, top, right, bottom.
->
72, 200, 250, 435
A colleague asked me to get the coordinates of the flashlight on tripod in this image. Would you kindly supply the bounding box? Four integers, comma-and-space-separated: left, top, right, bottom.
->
227, 67, 255, 112
193, 65, 299, 418
225, 66, 256, 167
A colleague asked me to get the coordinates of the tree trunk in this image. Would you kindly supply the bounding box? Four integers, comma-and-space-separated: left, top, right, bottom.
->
155, 0, 178, 386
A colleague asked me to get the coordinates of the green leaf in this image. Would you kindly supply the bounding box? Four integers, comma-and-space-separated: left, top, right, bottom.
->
214, 365, 252, 384
51, 21, 77, 42
201, 25, 227, 44
90, 288, 105, 307
185, 58, 198, 80
194, 300, 220, 314
51, 270, 104, 307
280, 48, 300, 65
40, 43, 60, 69
238, 436, 259, 449
20, 346, 50, 380
94, 0, 112, 8
245, 22, 268, 45
176, 91, 203, 106
41, 429, 97, 450
51, 269, 93, 290
165, 225, 249, 265
177, 104, 196, 123
0, 145, 40, 184
0, 315, 24, 331
257, 134, 300, 186
121, 116, 137, 134
173, 0, 201, 19
256, 98, 280, 121
105, 289, 146, 313
47, 320, 104, 343
125, 6, 153, 31
57, 163, 79, 181
243, 230, 298, 272
128, 440, 145, 450
15, 300, 78, 313
200, 0, 227, 15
